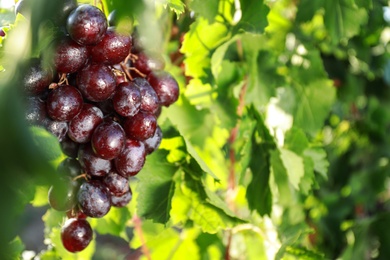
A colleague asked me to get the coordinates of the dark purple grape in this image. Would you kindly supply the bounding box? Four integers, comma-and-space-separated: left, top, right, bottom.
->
23, 58, 53, 95
90, 28, 132, 65
68, 103, 104, 143
77, 180, 111, 218
115, 139, 146, 177
24, 96, 47, 125
91, 120, 125, 160
76, 63, 117, 102
43, 119, 68, 142
103, 170, 129, 196
78, 144, 112, 177
61, 218, 93, 253
60, 135, 80, 158
112, 82, 141, 117
133, 51, 165, 76
123, 111, 157, 141
46, 85, 83, 122
144, 126, 162, 154
0, 27, 7, 37
57, 157, 82, 178
66, 4, 107, 45
147, 71, 179, 107
133, 77, 160, 114
111, 190, 132, 207
50, 37, 88, 73
48, 178, 79, 211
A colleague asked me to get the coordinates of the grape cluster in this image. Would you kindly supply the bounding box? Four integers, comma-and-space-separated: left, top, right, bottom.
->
21, 2, 178, 253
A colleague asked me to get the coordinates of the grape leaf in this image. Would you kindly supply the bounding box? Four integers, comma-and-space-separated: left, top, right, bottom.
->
136, 150, 179, 224
284, 128, 309, 155
181, 17, 230, 80
7, 237, 24, 260
295, 0, 323, 23
90, 207, 131, 240
235, 0, 269, 33
323, 0, 368, 43
292, 79, 335, 136
163, 0, 186, 16
279, 148, 305, 191
270, 149, 292, 206
165, 97, 219, 179
30, 126, 63, 162
246, 107, 274, 216
303, 147, 329, 180
190, 0, 219, 23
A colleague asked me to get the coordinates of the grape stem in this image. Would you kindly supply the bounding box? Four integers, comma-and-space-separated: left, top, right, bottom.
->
73, 173, 89, 182
225, 75, 248, 260
133, 214, 151, 260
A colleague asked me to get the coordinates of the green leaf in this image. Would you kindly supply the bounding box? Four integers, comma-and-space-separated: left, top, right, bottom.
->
292, 79, 335, 136
284, 128, 309, 155
279, 148, 305, 191
30, 126, 63, 162
31, 185, 49, 207
295, 0, 324, 23
6, 237, 24, 260
189, 0, 219, 22
181, 17, 230, 80
323, 0, 368, 43
246, 108, 274, 216
303, 147, 329, 179
163, 0, 186, 16
136, 150, 179, 224
235, 0, 269, 33
90, 207, 131, 239
270, 149, 292, 206
165, 97, 219, 179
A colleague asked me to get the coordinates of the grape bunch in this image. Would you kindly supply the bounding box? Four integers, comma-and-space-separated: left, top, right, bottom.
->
21, 2, 179, 253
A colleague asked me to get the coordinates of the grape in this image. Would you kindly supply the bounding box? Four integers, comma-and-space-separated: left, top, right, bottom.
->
133, 77, 160, 114
123, 111, 157, 141
57, 157, 82, 178
91, 120, 125, 160
112, 82, 141, 117
77, 180, 111, 218
66, 4, 107, 45
50, 0, 78, 26
115, 139, 146, 177
68, 103, 104, 143
0, 27, 6, 37
48, 178, 79, 211
60, 135, 80, 158
76, 63, 117, 102
24, 96, 47, 125
23, 58, 53, 95
103, 170, 130, 196
147, 71, 179, 107
61, 218, 93, 253
144, 126, 162, 154
90, 28, 132, 65
43, 118, 69, 142
133, 51, 165, 76
111, 190, 132, 207
78, 144, 112, 177
50, 37, 88, 74
46, 85, 83, 122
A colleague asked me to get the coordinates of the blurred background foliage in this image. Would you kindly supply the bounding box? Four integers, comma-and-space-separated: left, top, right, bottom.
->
0, 0, 390, 259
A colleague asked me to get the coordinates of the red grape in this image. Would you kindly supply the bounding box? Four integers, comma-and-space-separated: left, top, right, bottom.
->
91, 120, 126, 160
66, 4, 107, 45
76, 63, 117, 102
77, 180, 111, 218
61, 218, 93, 253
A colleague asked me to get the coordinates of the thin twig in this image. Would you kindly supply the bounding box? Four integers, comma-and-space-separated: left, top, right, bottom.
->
133, 214, 152, 260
